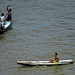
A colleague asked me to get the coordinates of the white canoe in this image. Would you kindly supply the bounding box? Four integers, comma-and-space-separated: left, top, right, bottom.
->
17, 60, 73, 66
0, 21, 11, 33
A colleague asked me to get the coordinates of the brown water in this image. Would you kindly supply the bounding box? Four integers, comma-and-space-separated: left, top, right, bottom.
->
0, 0, 75, 75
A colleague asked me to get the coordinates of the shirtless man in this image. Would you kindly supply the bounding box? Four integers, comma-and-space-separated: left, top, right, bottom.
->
49, 53, 60, 63
6, 5, 12, 21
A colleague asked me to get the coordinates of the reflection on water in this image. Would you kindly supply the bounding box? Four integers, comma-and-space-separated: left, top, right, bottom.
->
16, 63, 74, 75
0, 0, 75, 75
0, 35, 5, 40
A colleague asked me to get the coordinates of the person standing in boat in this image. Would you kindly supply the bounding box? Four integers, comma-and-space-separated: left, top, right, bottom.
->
49, 53, 60, 63
6, 5, 12, 21
0, 13, 5, 29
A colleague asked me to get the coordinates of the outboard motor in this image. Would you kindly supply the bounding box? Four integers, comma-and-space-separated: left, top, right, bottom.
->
0, 24, 4, 30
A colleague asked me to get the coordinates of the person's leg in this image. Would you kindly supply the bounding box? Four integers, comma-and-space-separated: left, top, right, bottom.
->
49, 60, 54, 63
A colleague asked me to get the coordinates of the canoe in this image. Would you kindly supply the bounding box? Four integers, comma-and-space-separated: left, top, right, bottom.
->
0, 21, 12, 34
17, 60, 73, 66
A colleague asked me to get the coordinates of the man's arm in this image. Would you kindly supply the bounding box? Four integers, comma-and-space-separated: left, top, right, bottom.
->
3, 17, 6, 24
7, 5, 9, 11
57, 57, 60, 61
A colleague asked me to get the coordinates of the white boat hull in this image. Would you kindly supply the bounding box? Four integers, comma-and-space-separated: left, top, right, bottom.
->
0, 21, 11, 33
17, 60, 73, 66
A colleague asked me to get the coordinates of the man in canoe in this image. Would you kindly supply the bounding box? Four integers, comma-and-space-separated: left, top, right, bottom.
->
49, 53, 60, 63
6, 5, 12, 21
0, 13, 5, 29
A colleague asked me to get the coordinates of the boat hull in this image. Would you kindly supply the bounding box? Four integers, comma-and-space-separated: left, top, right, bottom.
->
17, 60, 73, 66
0, 21, 12, 34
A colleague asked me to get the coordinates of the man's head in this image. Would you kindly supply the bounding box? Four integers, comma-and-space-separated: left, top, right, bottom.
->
9, 9, 12, 12
55, 52, 58, 56
1, 13, 4, 16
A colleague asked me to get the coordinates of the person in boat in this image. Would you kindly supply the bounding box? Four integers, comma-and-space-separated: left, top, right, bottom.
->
6, 5, 12, 21
0, 13, 5, 29
49, 53, 60, 63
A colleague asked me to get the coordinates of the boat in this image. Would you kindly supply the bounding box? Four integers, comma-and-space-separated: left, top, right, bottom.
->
17, 60, 73, 66
0, 21, 12, 34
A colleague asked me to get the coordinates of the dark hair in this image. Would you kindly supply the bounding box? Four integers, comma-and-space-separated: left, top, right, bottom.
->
55, 52, 58, 55
1, 13, 4, 16
9, 9, 12, 12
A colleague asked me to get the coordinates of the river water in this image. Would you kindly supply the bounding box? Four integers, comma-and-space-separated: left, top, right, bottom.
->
0, 0, 75, 75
